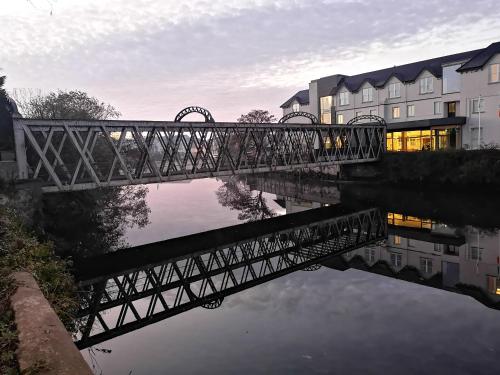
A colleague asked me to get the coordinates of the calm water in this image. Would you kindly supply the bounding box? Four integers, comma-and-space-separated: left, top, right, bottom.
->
44, 175, 500, 375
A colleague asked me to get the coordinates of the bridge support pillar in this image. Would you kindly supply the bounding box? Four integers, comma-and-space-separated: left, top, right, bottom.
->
12, 117, 29, 180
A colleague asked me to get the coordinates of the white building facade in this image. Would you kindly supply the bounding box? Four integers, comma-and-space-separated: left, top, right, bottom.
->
281, 42, 500, 151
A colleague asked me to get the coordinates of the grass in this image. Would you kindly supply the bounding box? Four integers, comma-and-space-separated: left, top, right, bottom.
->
0, 207, 80, 374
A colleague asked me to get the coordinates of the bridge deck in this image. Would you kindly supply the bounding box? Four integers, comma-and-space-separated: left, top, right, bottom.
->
13, 118, 386, 192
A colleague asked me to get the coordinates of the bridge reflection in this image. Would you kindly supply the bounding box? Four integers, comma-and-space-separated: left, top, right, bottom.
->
74, 206, 386, 349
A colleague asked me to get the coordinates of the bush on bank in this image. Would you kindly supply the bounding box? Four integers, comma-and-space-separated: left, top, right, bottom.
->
379, 149, 500, 186
0, 207, 79, 374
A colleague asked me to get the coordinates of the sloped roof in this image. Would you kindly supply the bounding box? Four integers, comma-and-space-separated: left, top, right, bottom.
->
329, 48, 482, 94
457, 42, 500, 72
280, 89, 309, 108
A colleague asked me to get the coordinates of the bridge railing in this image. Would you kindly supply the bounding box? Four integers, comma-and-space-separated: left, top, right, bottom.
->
73, 206, 386, 348
13, 118, 386, 192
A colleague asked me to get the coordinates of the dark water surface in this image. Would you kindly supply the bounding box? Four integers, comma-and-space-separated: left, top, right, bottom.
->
45, 176, 500, 375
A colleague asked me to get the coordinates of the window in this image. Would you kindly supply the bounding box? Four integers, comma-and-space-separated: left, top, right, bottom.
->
487, 275, 500, 295
420, 258, 433, 274
339, 91, 349, 106
292, 103, 300, 112
434, 101, 442, 115
472, 98, 485, 113
407, 104, 415, 117
419, 77, 434, 94
320, 96, 333, 124
362, 87, 373, 102
370, 109, 377, 116
365, 248, 376, 262
490, 63, 500, 83
443, 64, 462, 93
390, 253, 402, 267
468, 246, 482, 261
392, 106, 401, 119
355, 111, 363, 118
393, 235, 401, 245
434, 243, 442, 252
336, 113, 344, 124
388, 83, 401, 98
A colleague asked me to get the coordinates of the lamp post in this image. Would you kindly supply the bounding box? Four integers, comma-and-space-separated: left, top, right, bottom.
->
478, 94, 482, 150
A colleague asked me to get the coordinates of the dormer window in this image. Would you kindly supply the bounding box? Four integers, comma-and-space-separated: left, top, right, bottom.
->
388, 83, 401, 98
362, 87, 373, 102
420, 77, 434, 94
292, 102, 300, 112
339, 91, 349, 106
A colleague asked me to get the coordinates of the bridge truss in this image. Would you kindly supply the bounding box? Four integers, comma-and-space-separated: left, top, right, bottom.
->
74, 207, 386, 349
13, 117, 386, 192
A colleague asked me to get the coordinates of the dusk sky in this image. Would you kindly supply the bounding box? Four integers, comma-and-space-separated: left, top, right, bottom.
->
1, 0, 499, 121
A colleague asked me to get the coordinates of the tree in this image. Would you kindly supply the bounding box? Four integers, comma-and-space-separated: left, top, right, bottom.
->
0, 76, 14, 151
19, 90, 120, 120
0, 76, 6, 101
216, 177, 275, 222
237, 110, 276, 124
20, 90, 150, 257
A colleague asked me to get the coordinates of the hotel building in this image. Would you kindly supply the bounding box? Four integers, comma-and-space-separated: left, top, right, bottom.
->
281, 42, 500, 151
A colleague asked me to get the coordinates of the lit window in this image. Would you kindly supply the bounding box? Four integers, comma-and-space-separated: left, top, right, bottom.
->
292, 103, 300, 112
434, 101, 442, 115
370, 109, 377, 116
320, 96, 333, 124
392, 106, 400, 119
407, 104, 415, 117
393, 235, 401, 245
487, 275, 500, 295
420, 258, 433, 274
339, 91, 349, 106
355, 111, 363, 118
390, 253, 402, 267
472, 98, 485, 113
336, 113, 344, 124
388, 83, 401, 98
490, 63, 500, 83
362, 87, 373, 102
419, 77, 434, 94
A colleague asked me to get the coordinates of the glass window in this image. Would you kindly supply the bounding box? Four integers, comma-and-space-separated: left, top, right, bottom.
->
487, 275, 500, 295
434, 101, 442, 115
362, 87, 373, 102
339, 91, 349, 106
365, 248, 376, 263
407, 104, 415, 117
420, 258, 433, 274
472, 98, 485, 113
336, 113, 344, 124
443, 64, 462, 93
468, 246, 482, 261
321, 113, 331, 124
292, 103, 300, 112
419, 77, 434, 94
370, 109, 377, 116
320, 96, 333, 124
393, 235, 401, 245
390, 253, 402, 267
490, 63, 500, 83
392, 106, 400, 119
388, 83, 401, 98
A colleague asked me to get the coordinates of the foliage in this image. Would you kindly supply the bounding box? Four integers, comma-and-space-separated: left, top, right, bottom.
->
18, 90, 121, 120
216, 177, 275, 222
0, 76, 6, 100
379, 149, 500, 186
237, 109, 276, 123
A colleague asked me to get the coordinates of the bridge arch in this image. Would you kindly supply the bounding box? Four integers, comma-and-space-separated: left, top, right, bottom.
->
175, 106, 215, 123
278, 111, 319, 124
346, 114, 386, 126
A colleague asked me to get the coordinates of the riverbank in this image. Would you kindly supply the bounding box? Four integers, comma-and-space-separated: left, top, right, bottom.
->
341, 149, 500, 187
0, 207, 81, 374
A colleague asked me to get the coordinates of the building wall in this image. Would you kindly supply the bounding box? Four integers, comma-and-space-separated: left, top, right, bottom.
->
281, 100, 312, 123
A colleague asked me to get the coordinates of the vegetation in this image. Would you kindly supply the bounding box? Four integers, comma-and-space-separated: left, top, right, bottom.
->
0, 208, 80, 374
237, 109, 276, 123
379, 149, 500, 186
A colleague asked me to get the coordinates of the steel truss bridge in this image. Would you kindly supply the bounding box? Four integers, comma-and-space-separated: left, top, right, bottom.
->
74, 206, 386, 349
12, 107, 386, 192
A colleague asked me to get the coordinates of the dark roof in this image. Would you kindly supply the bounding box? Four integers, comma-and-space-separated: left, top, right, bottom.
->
280, 89, 309, 108
457, 42, 500, 72
387, 117, 467, 131
329, 48, 483, 94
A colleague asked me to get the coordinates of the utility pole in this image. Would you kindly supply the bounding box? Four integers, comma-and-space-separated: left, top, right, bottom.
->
478, 94, 482, 150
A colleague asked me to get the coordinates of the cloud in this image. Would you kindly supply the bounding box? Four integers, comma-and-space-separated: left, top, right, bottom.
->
1, 0, 499, 121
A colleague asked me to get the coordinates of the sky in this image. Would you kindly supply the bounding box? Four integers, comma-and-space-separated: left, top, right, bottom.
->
1, 0, 499, 121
